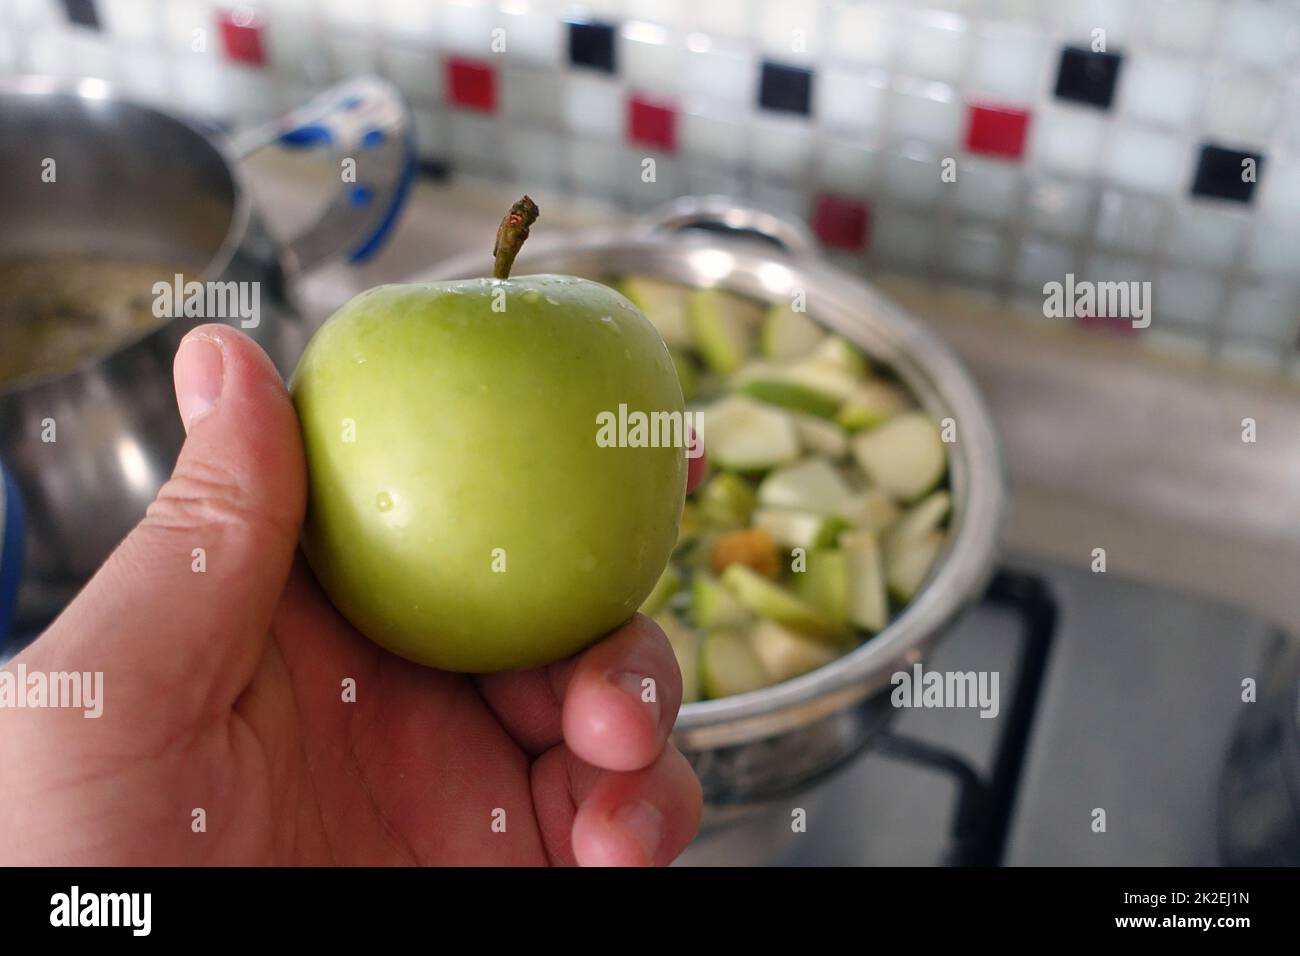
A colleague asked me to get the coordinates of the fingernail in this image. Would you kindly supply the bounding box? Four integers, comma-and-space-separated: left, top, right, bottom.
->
175, 334, 225, 431
613, 671, 661, 726
611, 801, 663, 864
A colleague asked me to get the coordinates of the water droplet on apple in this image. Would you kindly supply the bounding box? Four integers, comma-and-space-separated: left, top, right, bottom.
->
522, 289, 541, 304
375, 491, 394, 512
545, 296, 560, 305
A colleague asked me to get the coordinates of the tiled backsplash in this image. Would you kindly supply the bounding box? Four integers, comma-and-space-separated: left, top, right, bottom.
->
4, 0, 1300, 372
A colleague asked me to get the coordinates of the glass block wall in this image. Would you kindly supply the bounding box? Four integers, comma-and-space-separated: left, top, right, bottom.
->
3, 0, 1300, 372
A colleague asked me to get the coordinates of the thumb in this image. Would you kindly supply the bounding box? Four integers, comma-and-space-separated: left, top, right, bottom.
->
35, 324, 306, 720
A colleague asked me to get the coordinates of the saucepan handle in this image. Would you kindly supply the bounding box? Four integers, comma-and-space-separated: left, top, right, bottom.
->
228, 76, 416, 271
636, 195, 818, 261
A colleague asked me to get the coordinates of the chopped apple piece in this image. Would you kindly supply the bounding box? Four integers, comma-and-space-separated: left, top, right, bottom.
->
757, 457, 854, 515
709, 527, 779, 578
837, 489, 901, 533
655, 613, 701, 703
698, 472, 756, 529
850, 412, 946, 502
639, 565, 682, 615
688, 288, 759, 374
620, 276, 692, 348
836, 380, 910, 432
761, 304, 826, 359
700, 631, 771, 699
721, 564, 849, 644
886, 529, 945, 602
840, 530, 888, 633
886, 490, 952, 551
752, 508, 845, 551
791, 549, 849, 625
810, 336, 870, 378
737, 377, 841, 419
703, 396, 801, 472
792, 413, 850, 458
750, 619, 840, 683
693, 574, 753, 630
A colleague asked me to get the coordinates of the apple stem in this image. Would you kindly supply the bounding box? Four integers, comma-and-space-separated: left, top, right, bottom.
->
492, 195, 540, 280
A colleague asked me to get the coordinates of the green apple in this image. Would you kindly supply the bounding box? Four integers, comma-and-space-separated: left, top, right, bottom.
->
654, 613, 701, 704
291, 198, 687, 672
700, 631, 770, 698
836, 489, 900, 533
639, 564, 683, 616
836, 380, 910, 432
886, 529, 945, 602
792, 413, 850, 459
749, 619, 839, 683
840, 529, 888, 632
721, 564, 848, 644
618, 275, 691, 348
688, 288, 759, 374
692, 574, 753, 630
751, 508, 845, 551
790, 548, 849, 625
703, 395, 801, 472
757, 457, 854, 515
850, 411, 946, 502
697, 471, 756, 529
761, 304, 825, 359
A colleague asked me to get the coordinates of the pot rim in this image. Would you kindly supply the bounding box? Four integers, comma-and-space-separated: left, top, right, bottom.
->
418, 199, 1007, 749
0, 74, 253, 394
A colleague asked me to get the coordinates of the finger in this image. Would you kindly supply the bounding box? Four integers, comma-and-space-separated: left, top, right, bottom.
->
560, 614, 682, 772
36, 324, 306, 725
531, 742, 702, 866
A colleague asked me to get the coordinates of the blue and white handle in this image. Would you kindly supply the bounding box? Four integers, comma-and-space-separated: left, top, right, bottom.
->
229, 76, 416, 269
0, 463, 25, 652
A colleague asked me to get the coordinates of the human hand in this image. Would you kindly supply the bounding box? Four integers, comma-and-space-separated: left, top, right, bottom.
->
0, 325, 704, 866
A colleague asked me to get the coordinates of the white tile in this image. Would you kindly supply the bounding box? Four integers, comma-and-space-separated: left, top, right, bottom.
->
1155, 267, 1225, 327
442, 0, 494, 57
1103, 126, 1186, 195
684, 38, 757, 106
1030, 108, 1105, 176
29, 30, 114, 79
98, 0, 160, 42
1025, 178, 1094, 237
7, 0, 58, 30
501, 63, 564, 125
954, 156, 1021, 222
224, 65, 279, 125
173, 53, 228, 119
327, 33, 377, 77
447, 109, 502, 169
1225, 283, 1299, 343
264, 7, 329, 80
1221, 0, 1300, 70
1261, 157, 1300, 215
621, 20, 679, 95
1120, 57, 1201, 127
1082, 252, 1151, 287
949, 226, 1006, 280
684, 159, 746, 197
681, 108, 749, 166
163, 0, 209, 51
506, 125, 568, 189
815, 138, 880, 198
379, 0, 439, 41
1060, 0, 1134, 49
382, 44, 443, 102
564, 72, 623, 138
1165, 203, 1247, 267
498, 4, 562, 66
759, 0, 823, 64
750, 180, 808, 221
411, 107, 444, 158
321, 0, 372, 30
688, 0, 751, 38
1143, 0, 1219, 54
1093, 190, 1168, 254
892, 82, 961, 148
883, 148, 944, 208
989, 0, 1048, 19
1015, 239, 1075, 289
1220, 340, 1281, 372
627, 0, 684, 24
116, 45, 174, 108
573, 0, 627, 20
900, 12, 969, 83
873, 209, 937, 267
830, 1, 892, 66
751, 116, 813, 179
969, 23, 1044, 101
1244, 221, 1300, 278
1203, 74, 1281, 145
623, 150, 683, 210
0, 31, 15, 72
816, 66, 888, 132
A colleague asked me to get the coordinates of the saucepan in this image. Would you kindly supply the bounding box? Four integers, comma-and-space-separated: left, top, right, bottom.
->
0, 74, 414, 634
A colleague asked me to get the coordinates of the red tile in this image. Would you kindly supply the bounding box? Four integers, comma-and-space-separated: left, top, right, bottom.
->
964, 102, 1031, 160
217, 10, 266, 67
810, 194, 871, 252
446, 57, 496, 113
627, 94, 677, 152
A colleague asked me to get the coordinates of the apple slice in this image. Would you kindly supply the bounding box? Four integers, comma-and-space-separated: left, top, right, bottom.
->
750, 619, 841, 683
721, 564, 849, 644
697, 471, 756, 529
688, 288, 759, 374
837, 489, 900, 533
752, 508, 846, 551
793, 413, 850, 459
836, 380, 911, 432
791, 548, 849, 625
886, 529, 945, 603
654, 613, 701, 703
702, 396, 801, 472
850, 411, 946, 502
886, 490, 952, 551
761, 304, 825, 359
840, 530, 888, 632
756, 457, 854, 516
700, 630, 771, 699
810, 335, 870, 379
619, 275, 692, 348
693, 574, 752, 630
639, 564, 682, 615
737, 376, 842, 419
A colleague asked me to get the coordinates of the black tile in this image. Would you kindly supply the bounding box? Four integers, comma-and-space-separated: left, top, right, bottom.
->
1191, 144, 1263, 204
1053, 46, 1122, 109
759, 61, 813, 115
62, 0, 99, 29
567, 20, 616, 73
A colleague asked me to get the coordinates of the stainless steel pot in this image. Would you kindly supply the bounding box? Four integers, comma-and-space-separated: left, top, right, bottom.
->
420, 196, 1007, 808
0, 74, 413, 629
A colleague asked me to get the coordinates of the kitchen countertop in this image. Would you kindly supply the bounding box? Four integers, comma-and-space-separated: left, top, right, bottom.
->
246, 154, 1300, 636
